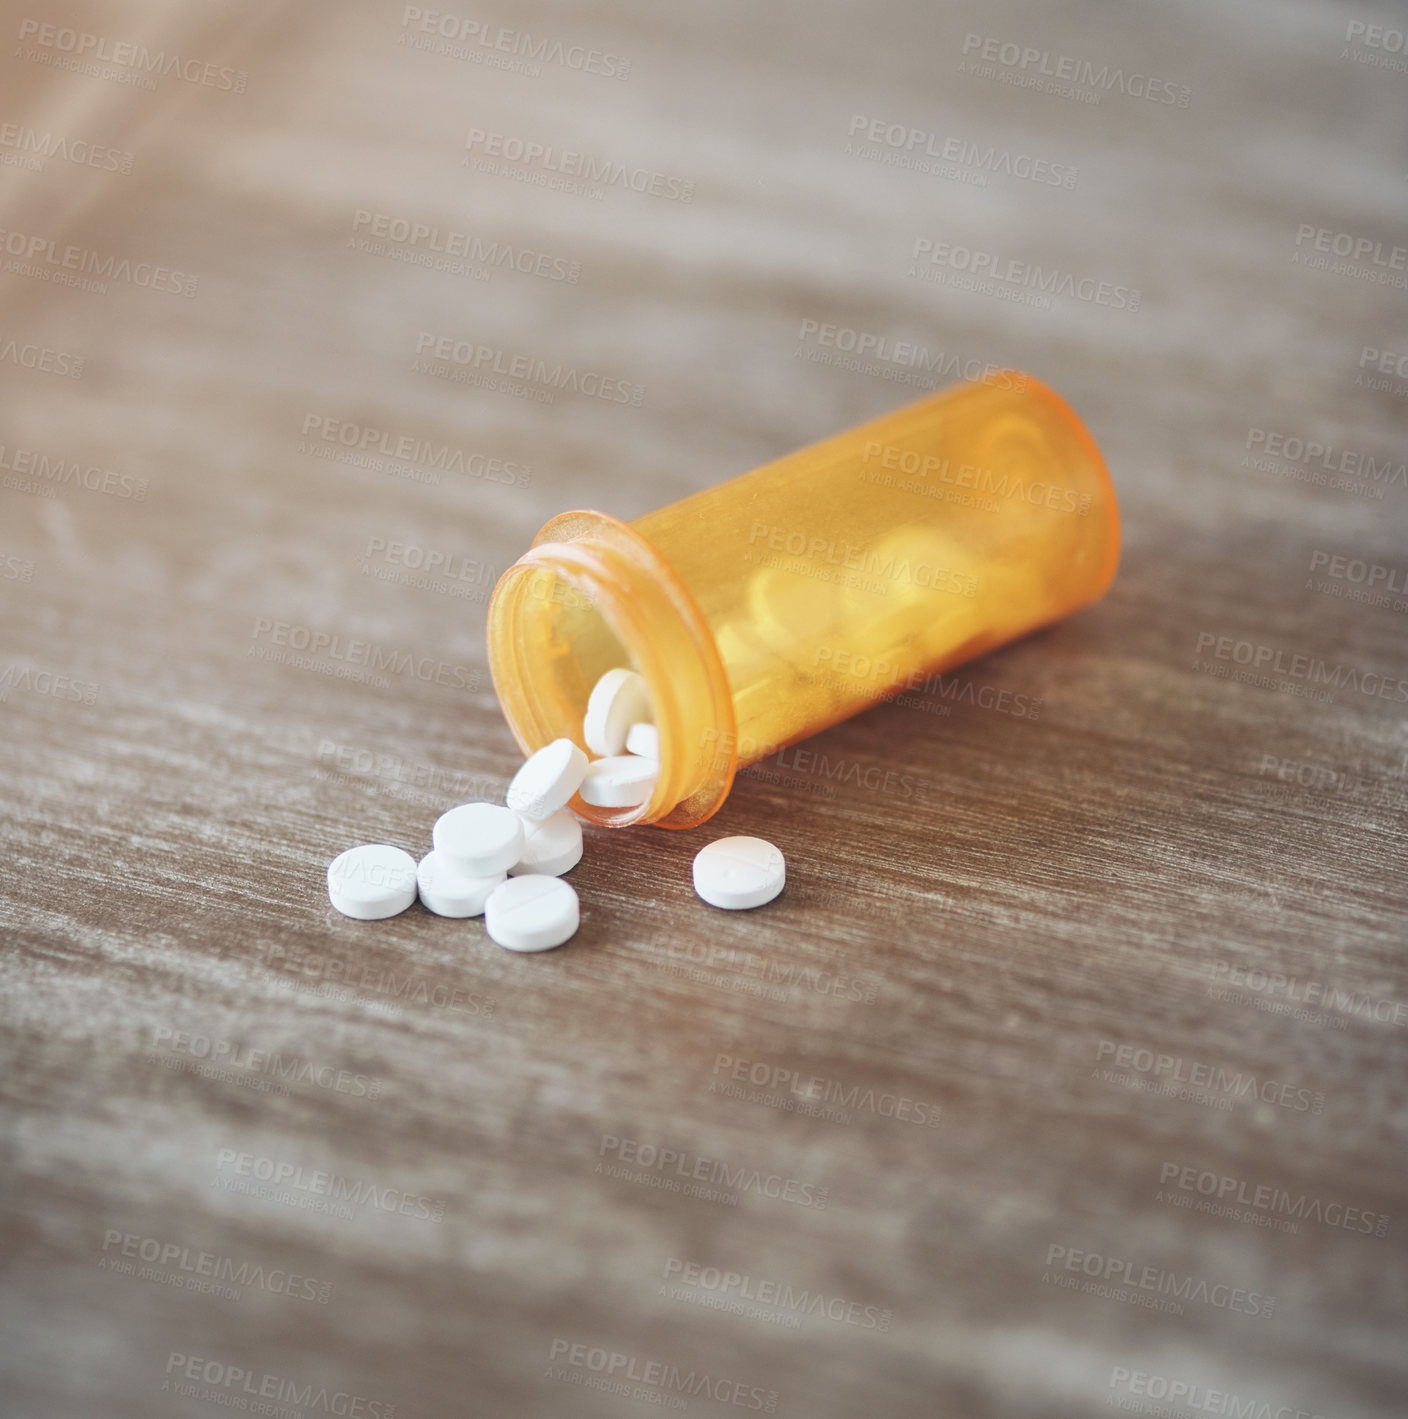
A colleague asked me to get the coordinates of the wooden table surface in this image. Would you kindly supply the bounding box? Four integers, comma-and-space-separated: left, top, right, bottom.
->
3, 1, 1406, 1416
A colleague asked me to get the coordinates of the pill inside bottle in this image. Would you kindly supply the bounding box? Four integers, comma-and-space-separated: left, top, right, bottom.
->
487, 375, 1119, 830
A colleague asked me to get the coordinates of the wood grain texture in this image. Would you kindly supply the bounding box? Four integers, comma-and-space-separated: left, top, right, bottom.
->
2, 1, 1406, 1417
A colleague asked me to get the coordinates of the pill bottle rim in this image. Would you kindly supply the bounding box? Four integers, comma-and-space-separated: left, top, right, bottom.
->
486, 510, 739, 829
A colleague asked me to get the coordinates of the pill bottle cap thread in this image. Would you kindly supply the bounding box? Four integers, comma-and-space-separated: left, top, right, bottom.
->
487, 511, 737, 829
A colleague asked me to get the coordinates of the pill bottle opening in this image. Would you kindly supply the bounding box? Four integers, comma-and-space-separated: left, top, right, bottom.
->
487, 511, 738, 829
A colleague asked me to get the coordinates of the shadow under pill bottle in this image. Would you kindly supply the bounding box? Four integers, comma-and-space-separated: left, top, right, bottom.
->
487, 373, 1120, 829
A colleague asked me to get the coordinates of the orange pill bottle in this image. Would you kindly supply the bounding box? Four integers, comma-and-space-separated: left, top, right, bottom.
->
486, 374, 1119, 828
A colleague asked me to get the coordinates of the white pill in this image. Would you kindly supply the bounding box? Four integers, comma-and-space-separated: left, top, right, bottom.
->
692, 836, 786, 910
509, 810, 583, 877
583, 667, 652, 756
327, 844, 418, 920
580, 754, 658, 808
485, 875, 579, 951
416, 851, 504, 918
507, 737, 589, 820
432, 802, 524, 876
624, 721, 659, 759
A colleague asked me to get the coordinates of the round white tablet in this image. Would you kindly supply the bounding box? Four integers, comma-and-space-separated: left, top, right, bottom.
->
507, 738, 589, 820
416, 851, 504, 918
579, 754, 658, 808
692, 836, 786, 910
485, 875, 579, 951
624, 722, 659, 759
509, 810, 583, 877
327, 844, 418, 920
432, 802, 524, 876
583, 667, 652, 756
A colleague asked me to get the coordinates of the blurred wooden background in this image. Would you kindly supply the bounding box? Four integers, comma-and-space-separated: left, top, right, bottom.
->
2, 1, 1406, 1416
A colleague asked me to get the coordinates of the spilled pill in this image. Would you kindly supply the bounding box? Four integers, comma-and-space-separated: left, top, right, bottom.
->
326, 669, 798, 944
583, 667, 651, 756
692, 836, 786, 910
432, 802, 524, 877
485, 874, 579, 951
327, 844, 418, 920
416, 851, 504, 918
507, 737, 589, 820
510, 810, 583, 877
580, 753, 658, 808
